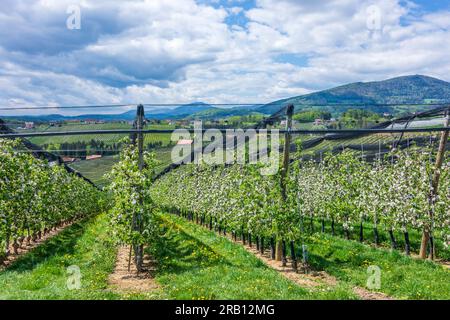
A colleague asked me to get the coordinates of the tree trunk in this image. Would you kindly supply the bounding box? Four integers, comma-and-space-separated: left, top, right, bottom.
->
345, 228, 350, 240
290, 241, 298, 272
420, 113, 449, 259
374, 227, 380, 246
359, 222, 364, 242
270, 237, 276, 259
429, 235, 435, 260
419, 231, 430, 258
389, 229, 397, 249
404, 231, 411, 256
282, 240, 287, 267
275, 240, 282, 261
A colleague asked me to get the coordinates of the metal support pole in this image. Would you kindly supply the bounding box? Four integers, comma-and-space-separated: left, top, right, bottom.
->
420, 110, 449, 260
137, 104, 145, 171
134, 104, 145, 271
276, 104, 294, 261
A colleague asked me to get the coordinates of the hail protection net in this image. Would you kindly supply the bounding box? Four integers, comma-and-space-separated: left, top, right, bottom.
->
1, 103, 449, 188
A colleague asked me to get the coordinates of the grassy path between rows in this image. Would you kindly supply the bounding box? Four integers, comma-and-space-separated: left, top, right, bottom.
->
165, 213, 450, 300
307, 219, 450, 261
0, 212, 356, 300
152, 214, 357, 299
4, 211, 446, 300
302, 233, 450, 300
0, 215, 122, 299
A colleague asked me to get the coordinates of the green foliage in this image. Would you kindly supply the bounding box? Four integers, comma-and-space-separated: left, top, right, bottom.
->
338, 108, 382, 128
293, 110, 332, 122
341, 109, 379, 120
151, 148, 449, 256
0, 214, 132, 300
106, 141, 159, 246
0, 139, 105, 260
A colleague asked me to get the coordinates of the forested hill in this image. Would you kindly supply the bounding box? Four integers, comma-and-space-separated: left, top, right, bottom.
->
257, 75, 450, 115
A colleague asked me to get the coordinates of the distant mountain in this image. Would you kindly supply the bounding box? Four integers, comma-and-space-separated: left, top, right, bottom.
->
2, 103, 215, 122
162, 102, 213, 117
3, 75, 450, 123
257, 75, 450, 115
1, 111, 137, 122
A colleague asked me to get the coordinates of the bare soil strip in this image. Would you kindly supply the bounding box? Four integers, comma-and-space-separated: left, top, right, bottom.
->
1, 221, 74, 269
352, 286, 393, 300
108, 246, 159, 293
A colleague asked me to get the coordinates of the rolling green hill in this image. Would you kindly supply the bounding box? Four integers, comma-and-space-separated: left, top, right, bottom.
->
186, 106, 262, 120
256, 75, 450, 115
2, 75, 449, 123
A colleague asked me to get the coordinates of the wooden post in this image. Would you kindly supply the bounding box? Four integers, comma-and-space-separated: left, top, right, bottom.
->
419, 110, 449, 259
276, 104, 294, 261
137, 104, 145, 171
134, 104, 145, 271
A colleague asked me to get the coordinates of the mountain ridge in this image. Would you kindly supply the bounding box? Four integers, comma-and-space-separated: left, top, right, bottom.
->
2, 75, 450, 122
256, 75, 450, 115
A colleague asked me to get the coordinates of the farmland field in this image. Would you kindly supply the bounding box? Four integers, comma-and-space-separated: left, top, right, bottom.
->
3, 0, 450, 310
27, 123, 173, 148
69, 147, 174, 187
1, 116, 449, 302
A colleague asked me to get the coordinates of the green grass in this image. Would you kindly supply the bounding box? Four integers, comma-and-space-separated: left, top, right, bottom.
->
150, 214, 357, 300
161, 213, 450, 300
0, 211, 358, 300
29, 132, 172, 147
69, 148, 174, 187
6, 208, 445, 300
302, 232, 450, 300
304, 218, 450, 261
0, 214, 122, 300
28, 123, 173, 147
69, 155, 120, 187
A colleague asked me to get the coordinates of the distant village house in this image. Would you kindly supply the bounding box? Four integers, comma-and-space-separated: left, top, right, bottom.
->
62, 157, 77, 163
25, 122, 35, 129
280, 120, 298, 127
314, 119, 324, 126
86, 154, 102, 161
82, 119, 105, 124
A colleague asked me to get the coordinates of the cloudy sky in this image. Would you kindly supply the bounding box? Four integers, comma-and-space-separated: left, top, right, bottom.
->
1, 0, 449, 114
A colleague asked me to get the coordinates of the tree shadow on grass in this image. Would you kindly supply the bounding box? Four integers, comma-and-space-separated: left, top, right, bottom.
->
2, 219, 90, 273
307, 252, 350, 280
148, 221, 234, 276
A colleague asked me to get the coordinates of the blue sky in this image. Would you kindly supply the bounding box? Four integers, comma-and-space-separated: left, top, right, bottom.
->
0, 0, 449, 115
407, 0, 450, 12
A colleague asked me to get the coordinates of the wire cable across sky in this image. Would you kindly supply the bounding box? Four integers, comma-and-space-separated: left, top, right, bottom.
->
0, 102, 450, 111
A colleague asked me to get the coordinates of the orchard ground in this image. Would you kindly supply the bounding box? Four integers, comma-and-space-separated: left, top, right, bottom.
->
0, 212, 448, 300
